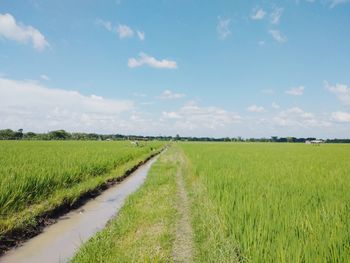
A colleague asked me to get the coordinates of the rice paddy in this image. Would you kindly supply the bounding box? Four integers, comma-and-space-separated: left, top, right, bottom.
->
1, 142, 349, 262
0, 140, 163, 240
181, 142, 350, 262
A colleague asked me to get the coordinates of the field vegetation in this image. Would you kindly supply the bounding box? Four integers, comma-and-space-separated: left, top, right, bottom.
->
1, 142, 349, 262
0, 140, 163, 241
181, 143, 350, 262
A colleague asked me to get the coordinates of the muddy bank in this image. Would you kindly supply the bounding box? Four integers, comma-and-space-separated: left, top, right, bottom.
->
0, 149, 163, 255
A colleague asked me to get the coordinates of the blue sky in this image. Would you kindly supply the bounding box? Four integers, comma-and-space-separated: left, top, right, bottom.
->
1, 0, 350, 138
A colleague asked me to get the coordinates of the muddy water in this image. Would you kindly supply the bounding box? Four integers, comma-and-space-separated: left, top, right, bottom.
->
1, 155, 159, 263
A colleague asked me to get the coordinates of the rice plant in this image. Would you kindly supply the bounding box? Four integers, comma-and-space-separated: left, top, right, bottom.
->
0, 140, 163, 235
181, 142, 350, 262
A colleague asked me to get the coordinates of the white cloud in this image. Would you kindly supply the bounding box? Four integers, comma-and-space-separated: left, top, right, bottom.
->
325, 81, 350, 106
329, 0, 350, 8
296, 0, 349, 8
269, 30, 287, 43
258, 40, 265, 46
162, 111, 182, 119
251, 8, 266, 20
2, 78, 347, 137
0, 13, 49, 50
272, 102, 280, 109
331, 111, 350, 122
217, 17, 231, 40
286, 86, 305, 96
96, 19, 145, 41
274, 107, 330, 127
40, 74, 50, 81
158, 90, 185, 100
95, 18, 113, 31
162, 101, 242, 131
247, 105, 265, 112
137, 30, 145, 41
0, 77, 134, 133
270, 7, 283, 24
116, 24, 134, 38
128, 52, 177, 69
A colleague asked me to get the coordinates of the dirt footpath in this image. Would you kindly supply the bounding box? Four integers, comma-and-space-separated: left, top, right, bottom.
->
172, 149, 194, 263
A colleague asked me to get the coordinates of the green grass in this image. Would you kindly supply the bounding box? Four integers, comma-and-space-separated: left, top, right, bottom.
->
72, 146, 180, 263
0, 140, 163, 237
2, 142, 349, 262
181, 142, 350, 262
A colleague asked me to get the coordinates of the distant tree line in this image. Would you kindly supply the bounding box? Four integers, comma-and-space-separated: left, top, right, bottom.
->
0, 129, 350, 143
0, 129, 172, 141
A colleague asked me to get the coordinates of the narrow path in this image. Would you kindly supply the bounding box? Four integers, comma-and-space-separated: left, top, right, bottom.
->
173, 149, 195, 263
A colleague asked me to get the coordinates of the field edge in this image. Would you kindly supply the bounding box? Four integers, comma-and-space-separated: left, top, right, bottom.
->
0, 147, 164, 255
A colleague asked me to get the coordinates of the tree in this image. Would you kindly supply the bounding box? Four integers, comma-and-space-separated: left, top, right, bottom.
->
0, 129, 15, 140
271, 136, 278, 142
24, 132, 37, 139
13, 129, 24, 139
287, 137, 296, 143
48, 130, 71, 140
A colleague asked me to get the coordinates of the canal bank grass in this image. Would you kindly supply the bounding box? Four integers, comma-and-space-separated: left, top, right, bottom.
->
181, 142, 350, 262
0, 141, 164, 252
72, 146, 181, 263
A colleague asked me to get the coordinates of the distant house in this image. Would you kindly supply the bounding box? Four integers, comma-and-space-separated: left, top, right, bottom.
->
305, 140, 324, 145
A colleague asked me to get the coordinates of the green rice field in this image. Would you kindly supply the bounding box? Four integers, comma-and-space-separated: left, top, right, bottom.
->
0, 140, 163, 238
1, 142, 349, 262
181, 143, 350, 262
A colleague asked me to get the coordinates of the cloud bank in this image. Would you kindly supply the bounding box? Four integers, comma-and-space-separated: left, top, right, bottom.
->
0, 78, 134, 133
162, 101, 242, 131
247, 105, 265, 112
